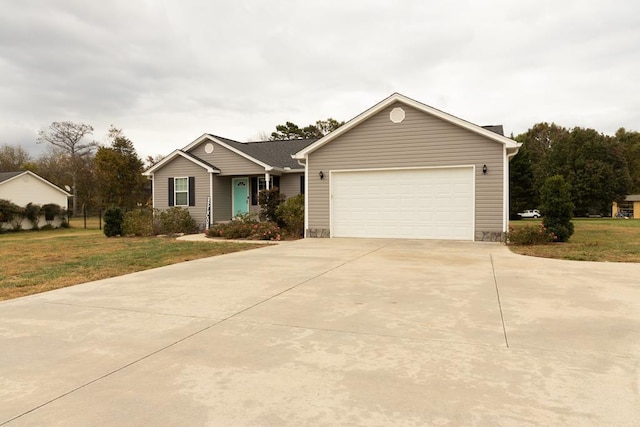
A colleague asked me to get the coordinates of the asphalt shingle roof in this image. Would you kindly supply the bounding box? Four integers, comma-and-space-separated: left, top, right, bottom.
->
207, 135, 317, 169
0, 171, 24, 184
481, 125, 505, 136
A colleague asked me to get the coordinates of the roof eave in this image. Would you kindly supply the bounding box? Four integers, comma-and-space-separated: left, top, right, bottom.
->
143, 149, 219, 175
293, 93, 520, 157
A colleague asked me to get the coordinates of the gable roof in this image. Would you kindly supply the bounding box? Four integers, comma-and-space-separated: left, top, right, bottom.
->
207, 135, 317, 169
150, 133, 317, 175
0, 170, 71, 196
293, 93, 521, 159
143, 149, 221, 175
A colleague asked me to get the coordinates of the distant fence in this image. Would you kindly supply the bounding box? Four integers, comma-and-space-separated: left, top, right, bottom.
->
68, 208, 103, 230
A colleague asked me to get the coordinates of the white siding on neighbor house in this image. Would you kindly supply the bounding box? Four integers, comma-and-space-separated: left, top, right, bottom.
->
189, 140, 265, 175
152, 156, 211, 229
0, 174, 68, 208
0, 173, 69, 230
307, 102, 504, 238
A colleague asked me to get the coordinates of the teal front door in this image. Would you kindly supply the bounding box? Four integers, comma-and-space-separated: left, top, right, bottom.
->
232, 178, 249, 215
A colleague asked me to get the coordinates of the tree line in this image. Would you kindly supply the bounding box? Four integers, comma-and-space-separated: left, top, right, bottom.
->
510, 123, 640, 217
0, 122, 153, 215
3, 118, 638, 219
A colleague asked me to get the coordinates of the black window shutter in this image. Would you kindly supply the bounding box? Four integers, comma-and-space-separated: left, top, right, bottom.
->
251, 177, 258, 205
168, 177, 174, 206
188, 176, 195, 206
300, 175, 305, 195
273, 176, 280, 191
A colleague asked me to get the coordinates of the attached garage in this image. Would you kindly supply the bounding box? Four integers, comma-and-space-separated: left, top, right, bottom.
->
293, 93, 521, 241
331, 167, 474, 240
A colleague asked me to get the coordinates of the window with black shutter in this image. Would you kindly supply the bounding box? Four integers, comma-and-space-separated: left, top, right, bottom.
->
251, 177, 258, 205
168, 177, 174, 206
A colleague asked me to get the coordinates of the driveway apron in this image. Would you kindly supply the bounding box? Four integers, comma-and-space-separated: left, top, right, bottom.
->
1, 238, 639, 426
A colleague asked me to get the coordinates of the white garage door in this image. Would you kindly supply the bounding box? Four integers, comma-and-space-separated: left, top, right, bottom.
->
331, 167, 474, 240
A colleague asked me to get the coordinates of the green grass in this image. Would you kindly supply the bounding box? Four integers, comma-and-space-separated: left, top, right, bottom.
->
508, 218, 640, 262
0, 228, 262, 300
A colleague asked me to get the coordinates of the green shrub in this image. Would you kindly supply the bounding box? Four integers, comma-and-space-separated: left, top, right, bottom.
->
209, 214, 257, 239
507, 224, 555, 245
157, 207, 197, 235
40, 224, 55, 231
209, 214, 281, 240
540, 175, 575, 242
0, 199, 23, 225
42, 203, 61, 224
122, 209, 154, 236
276, 194, 304, 237
258, 187, 285, 223
25, 203, 41, 230
252, 221, 281, 240
104, 207, 124, 237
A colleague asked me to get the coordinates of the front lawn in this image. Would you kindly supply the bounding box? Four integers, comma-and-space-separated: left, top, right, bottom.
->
0, 228, 262, 300
508, 218, 640, 262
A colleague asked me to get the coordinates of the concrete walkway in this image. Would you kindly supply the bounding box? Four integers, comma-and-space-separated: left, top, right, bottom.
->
1, 239, 639, 426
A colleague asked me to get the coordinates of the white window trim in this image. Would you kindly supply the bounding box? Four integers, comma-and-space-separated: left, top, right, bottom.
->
174, 176, 189, 207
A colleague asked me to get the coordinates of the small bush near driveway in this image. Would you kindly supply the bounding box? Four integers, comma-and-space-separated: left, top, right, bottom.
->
507, 224, 555, 245
208, 214, 281, 241
508, 218, 640, 262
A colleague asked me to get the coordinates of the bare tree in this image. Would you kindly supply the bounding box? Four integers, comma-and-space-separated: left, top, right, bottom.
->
37, 121, 96, 215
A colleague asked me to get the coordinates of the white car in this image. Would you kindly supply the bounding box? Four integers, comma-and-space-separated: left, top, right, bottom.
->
518, 209, 541, 218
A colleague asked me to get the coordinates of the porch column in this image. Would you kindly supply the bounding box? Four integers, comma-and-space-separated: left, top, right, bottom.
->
265, 171, 271, 189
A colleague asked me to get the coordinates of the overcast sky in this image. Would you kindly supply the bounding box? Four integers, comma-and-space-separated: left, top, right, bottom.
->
1, 0, 639, 159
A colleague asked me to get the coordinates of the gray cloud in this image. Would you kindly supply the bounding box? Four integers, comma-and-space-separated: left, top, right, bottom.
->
1, 0, 639, 158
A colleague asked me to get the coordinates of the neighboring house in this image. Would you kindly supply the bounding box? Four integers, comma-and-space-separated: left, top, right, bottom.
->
143, 135, 316, 229
292, 93, 521, 241
146, 92, 521, 241
0, 170, 71, 229
612, 195, 640, 218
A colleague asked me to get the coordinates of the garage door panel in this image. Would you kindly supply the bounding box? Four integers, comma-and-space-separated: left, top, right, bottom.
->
331, 168, 473, 240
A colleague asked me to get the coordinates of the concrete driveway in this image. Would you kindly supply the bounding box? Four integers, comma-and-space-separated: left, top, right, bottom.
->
1, 238, 639, 426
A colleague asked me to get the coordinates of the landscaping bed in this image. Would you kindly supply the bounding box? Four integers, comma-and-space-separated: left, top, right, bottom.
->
508, 218, 640, 262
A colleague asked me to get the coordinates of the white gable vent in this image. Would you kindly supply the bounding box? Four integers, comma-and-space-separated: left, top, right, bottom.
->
390, 107, 405, 123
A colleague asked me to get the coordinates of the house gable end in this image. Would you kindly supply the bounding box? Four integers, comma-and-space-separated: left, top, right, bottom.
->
143, 150, 219, 175
0, 171, 71, 196
293, 92, 521, 159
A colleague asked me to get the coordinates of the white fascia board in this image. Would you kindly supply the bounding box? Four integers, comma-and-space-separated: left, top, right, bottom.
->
293, 92, 521, 158
143, 149, 220, 175
2, 171, 72, 197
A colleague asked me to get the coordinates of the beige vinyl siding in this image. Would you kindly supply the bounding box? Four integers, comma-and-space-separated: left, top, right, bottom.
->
307, 102, 504, 237
152, 156, 211, 229
279, 173, 303, 200
212, 175, 231, 222
189, 141, 265, 175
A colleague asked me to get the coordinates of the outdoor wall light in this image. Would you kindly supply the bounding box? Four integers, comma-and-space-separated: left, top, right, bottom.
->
319, 171, 324, 179
482, 164, 488, 175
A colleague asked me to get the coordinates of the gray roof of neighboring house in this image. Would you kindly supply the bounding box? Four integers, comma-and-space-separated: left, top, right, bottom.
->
208, 135, 317, 169
625, 194, 640, 202
0, 171, 24, 183
482, 125, 505, 136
